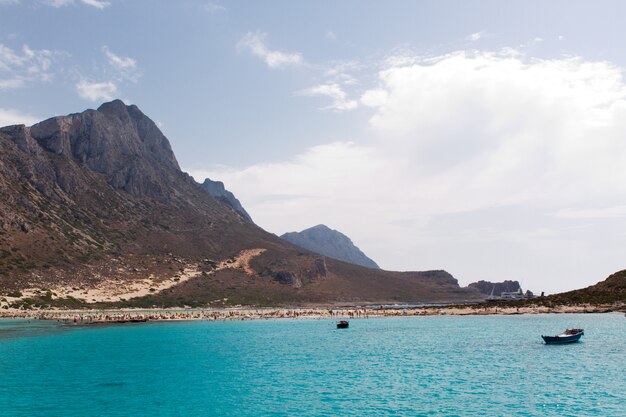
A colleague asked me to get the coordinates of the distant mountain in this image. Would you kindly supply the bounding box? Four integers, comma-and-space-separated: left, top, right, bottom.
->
281, 224, 379, 269
467, 280, 521, 296
0, 100, 482, 307
199, 178, 252, 222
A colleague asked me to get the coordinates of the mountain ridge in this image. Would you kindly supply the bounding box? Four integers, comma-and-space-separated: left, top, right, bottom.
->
0, 100, 482, 308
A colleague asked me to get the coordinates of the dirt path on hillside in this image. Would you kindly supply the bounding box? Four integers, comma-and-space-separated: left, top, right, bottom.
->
1, 248, 267, 306
215, 248, 266, 275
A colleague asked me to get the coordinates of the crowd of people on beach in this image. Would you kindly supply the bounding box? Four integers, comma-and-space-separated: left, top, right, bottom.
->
1, 307, 437, 323
0, 303, 613, 323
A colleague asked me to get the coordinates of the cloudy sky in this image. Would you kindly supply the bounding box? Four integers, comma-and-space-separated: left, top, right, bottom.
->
2, 1, 626, 293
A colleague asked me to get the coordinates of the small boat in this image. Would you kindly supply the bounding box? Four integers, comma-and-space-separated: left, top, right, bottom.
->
336, 320, 349, 329
542, 328, 584, 344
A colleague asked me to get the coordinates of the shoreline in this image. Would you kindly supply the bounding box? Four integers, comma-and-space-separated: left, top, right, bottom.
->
0, 303, 623, 323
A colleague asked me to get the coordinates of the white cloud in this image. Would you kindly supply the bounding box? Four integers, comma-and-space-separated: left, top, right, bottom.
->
0, 43, 57, 89
467, 31, 484, 41
193, 50, 626, 293
0, 108, 39, 127
80, 0, 109, 9
75, 79, 117, 101
323, 60, 362, 84
202, 1, 225, 14
326, 30, 336, 41
237, 32, 303, 69
188, 141, 388, 233
298, 83, 358, 111
360, 51, 626, 205
42, 0, 110, 8
42, 0, 73, 6
0, 78, 23, 89
297, 60, 363, 111
0, 0, 20, 5
71, 47, 138, 102
102, 47, 136, 70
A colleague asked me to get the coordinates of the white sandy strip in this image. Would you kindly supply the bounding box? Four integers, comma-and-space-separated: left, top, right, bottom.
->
50, 266, 202, 303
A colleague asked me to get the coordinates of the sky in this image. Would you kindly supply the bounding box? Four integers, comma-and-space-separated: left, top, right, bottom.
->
2, 1, 626, 293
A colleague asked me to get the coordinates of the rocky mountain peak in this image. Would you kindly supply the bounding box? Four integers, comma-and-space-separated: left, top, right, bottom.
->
97, 98, 130, 116
281, 224, 380, 269
309, 224, 332, 232
1, 99, 254, 214
18, 99, 182, 198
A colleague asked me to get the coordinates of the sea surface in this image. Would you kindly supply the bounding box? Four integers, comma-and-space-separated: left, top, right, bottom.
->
0, 313, 624, 417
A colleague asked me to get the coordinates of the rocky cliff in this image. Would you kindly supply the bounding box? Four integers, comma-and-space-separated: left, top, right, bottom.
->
281, 225, 379, 269
0, 100, 482, 308
199, 178, 252, 222
23, 100, 182, 199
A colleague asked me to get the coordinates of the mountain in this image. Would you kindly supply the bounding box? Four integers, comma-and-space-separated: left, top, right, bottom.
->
199, 178, 252, 222
0, 100, 482, 308
467, 280, 521, 296
281, 225, 379, 269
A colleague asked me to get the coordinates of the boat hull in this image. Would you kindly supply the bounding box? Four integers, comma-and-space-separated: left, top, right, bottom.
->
541, 333, 582, 344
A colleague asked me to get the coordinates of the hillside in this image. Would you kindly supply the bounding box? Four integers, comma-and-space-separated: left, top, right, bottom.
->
545, 269, 626, 304
281, 224, 379, 269
0, 100, 482, 308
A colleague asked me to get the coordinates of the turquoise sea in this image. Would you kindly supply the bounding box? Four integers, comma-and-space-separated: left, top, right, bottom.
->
0, 313, 624, 416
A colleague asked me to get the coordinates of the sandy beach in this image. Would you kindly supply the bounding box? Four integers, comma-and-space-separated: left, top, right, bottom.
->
0, 302, 623, 323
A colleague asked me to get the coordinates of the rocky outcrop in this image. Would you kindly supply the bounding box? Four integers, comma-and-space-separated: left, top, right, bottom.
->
314, 258, 327, 277
467, 280, 521, 296
274, 271, 302, 288
281, 224, 379, 269
261, 257, 328, 289
199, 178, 252, 222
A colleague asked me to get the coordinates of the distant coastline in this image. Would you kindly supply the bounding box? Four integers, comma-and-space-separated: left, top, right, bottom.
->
1, 302, 623, 323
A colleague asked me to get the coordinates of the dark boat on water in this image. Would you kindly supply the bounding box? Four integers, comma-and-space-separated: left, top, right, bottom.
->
336, 320, 349, 329
61, 318, 149, 326
542, 328, 584, 344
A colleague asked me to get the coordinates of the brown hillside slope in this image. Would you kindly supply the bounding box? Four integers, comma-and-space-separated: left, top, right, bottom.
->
546, 269, 626, 305
0, 100, 482, 308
